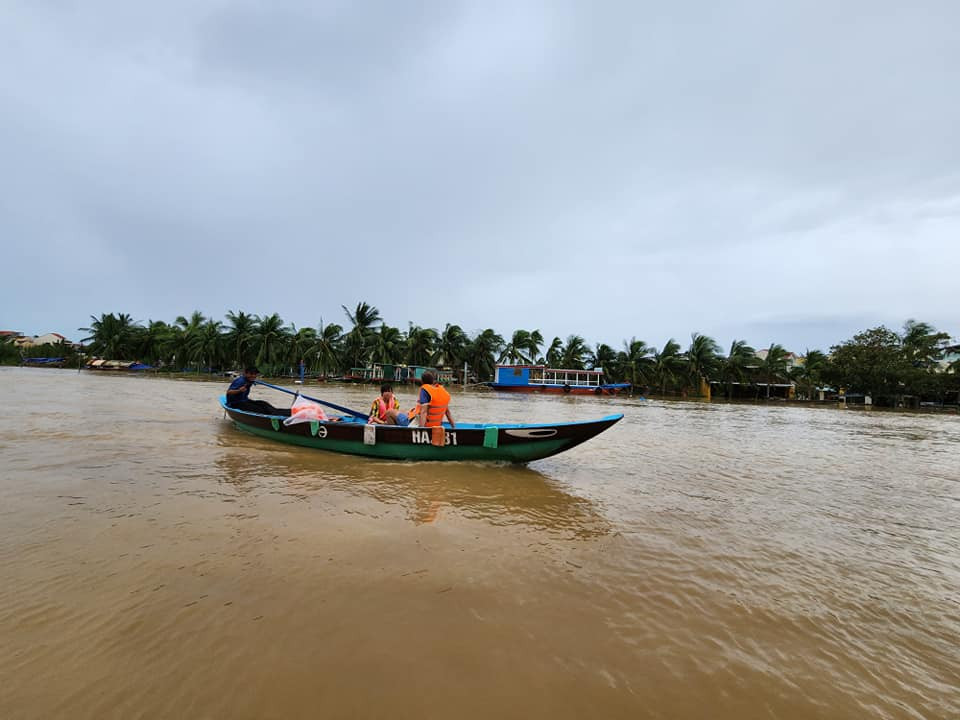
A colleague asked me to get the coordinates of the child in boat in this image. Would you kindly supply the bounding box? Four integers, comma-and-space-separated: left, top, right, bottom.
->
368, 383, 411, 426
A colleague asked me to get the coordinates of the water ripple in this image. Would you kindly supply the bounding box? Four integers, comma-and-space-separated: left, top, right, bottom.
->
0, 368, 958, 719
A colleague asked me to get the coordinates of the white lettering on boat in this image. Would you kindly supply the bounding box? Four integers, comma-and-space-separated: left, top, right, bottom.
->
410, 430, 458, 445
316, 426, 327, 439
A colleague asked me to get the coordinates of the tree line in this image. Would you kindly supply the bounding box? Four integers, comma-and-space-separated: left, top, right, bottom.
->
4, 304, 958, 406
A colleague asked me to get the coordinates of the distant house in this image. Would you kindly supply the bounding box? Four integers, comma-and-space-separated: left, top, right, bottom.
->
34, 332, 68, 345
938, 343, 960, 371
15, 332, 69, 347
754, 347, 802, 369
345, 364, 454, 385
709, 380, 796, 400
1, 330, 24, 344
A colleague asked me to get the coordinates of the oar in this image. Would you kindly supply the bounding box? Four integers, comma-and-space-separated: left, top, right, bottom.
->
253, 379, 368, 420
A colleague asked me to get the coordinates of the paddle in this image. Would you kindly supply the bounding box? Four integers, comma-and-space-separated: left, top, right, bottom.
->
252, 379, 369, 420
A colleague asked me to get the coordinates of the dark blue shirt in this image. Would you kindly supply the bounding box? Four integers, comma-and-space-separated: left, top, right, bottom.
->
227, 376, 250, 406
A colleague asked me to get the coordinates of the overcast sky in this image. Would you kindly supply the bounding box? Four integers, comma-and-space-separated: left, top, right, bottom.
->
2, 1, 958, 353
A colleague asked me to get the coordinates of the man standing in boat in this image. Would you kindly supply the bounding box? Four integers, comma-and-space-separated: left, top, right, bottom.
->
410, 371, 455, 428
225, 367, 283, 415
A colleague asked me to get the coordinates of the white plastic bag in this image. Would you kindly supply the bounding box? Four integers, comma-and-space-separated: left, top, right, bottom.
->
283, 394, 328, 426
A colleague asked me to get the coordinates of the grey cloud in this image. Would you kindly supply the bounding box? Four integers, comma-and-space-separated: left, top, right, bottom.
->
1, 1, 957, 349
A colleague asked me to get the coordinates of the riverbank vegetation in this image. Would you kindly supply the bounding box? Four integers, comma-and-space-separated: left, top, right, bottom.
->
0, 338, 76, 366
4, 306, 958, 407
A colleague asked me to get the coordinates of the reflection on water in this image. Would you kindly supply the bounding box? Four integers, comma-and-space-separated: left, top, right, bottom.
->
1, 368, 958, 720
214, 423, 611, 538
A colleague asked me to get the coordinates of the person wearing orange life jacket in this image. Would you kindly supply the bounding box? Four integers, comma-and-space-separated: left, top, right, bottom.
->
368, 383, 411, 426
408, 371, 456, 428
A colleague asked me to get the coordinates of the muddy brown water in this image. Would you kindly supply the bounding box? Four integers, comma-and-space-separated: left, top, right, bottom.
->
1, 368, 958, 719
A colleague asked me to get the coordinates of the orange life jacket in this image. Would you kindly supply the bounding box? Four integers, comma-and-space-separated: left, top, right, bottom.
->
373, 396, 397, 421
417, 383, 450, 427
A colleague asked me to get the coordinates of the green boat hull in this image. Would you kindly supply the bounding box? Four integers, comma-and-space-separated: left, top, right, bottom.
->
221, 397, 621, 463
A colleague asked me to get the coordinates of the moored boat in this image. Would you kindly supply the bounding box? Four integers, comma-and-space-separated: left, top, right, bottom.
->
85, 359, 155, 371
487, 365, 630, 396
22, 357, 67, 368
220, 393, 621, 463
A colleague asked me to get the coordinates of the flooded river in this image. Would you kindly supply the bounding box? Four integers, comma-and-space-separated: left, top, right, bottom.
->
1, 368, 958, 719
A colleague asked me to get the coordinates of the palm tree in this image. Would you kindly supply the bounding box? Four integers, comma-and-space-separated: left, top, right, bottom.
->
760, 343, 789, 398
560, 335, 588, 369
371, 324, 403, 365
592, 343, 618, 372
163, 326, 188, 369
544, 337, 563, 366
620, 337, 653, 389
175, 311, 205, 343
526, 330, 544, 364
685, 333, 721, 395
651, 338, 683, 396
594, 342, 627, 383
312, 320, 343, 377
254, 313, 289, 372
582, 345, 597, 370
135, 320, 170, 365
342, 301, 381, 369
435, 323, 468, 369
175, 310, 205, 331
225, 310, 257, 368
172, 311, 207, 369
80, 312, 139, 360
499, 330, 534, 365
286, 325, 317, 371
466, 329, 504, 381
189, 320, 225, 371
718, 339, 756, 398
792, 349, 827, 400
901, 319, 949, 368
405, 324, 438, 367
342, 301, 381, 330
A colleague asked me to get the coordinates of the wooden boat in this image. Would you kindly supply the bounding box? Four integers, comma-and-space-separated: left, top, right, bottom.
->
22, 357, 67, 368
85, 359, 155, 371
487, 365, 630, 395
220, 395, 621, 463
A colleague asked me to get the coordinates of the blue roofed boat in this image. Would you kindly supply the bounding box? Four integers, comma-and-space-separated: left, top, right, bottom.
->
22, 357, 66, 367
487, 365, 631, 396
